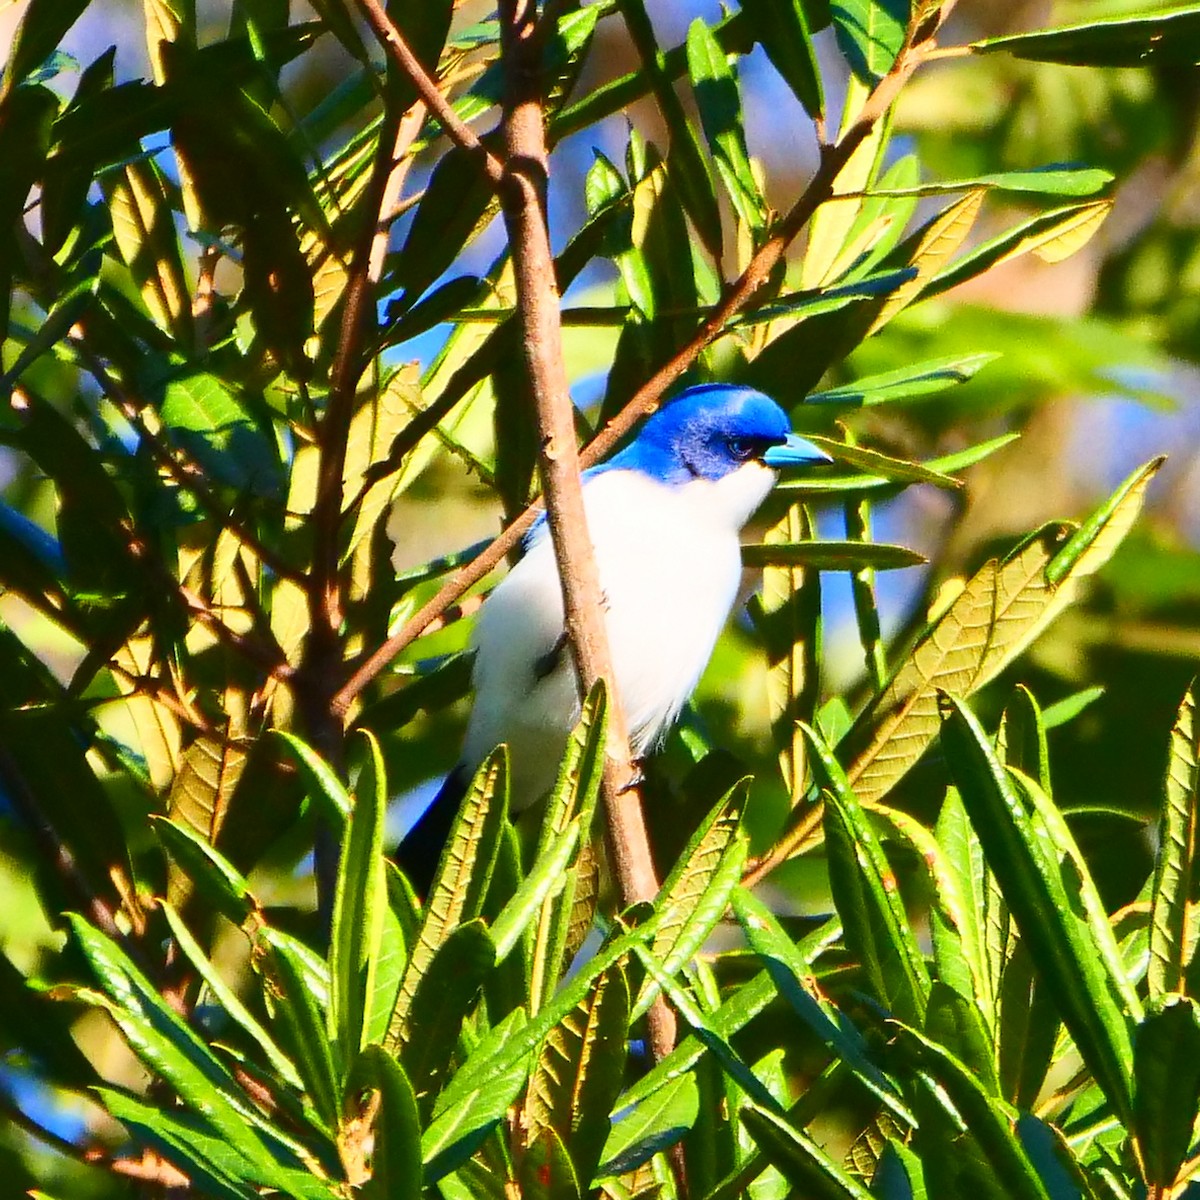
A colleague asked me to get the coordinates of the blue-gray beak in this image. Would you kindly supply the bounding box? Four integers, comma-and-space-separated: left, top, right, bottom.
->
762, 434, 833, 468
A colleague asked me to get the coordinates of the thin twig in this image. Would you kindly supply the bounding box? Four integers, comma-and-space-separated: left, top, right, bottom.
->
334, 38, 933, 713
356, 0, 505, 186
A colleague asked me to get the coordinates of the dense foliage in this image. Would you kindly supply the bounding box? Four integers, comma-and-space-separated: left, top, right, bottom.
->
3, 0, 1200, 1197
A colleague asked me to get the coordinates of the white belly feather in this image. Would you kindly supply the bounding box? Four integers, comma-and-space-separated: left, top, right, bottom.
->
462, 462, 776, 806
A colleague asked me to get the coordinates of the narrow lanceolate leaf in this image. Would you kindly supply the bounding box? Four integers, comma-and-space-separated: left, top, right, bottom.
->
742, 541, 925, 572
868, 189, 986, 334
168, 734, 247, 848
737, 0, 823, 118
805, 352, 1000, 408
329, 731, 388, 1064
1132, 996, 1200, 1189
1149, 682, 1200, 1000
1010, 769, 1143, 1022
396, 921, 496, 1108
807, 726, 930, 1026
831, 0, 907, 84
159, 903, 302, 1091
357, 1047, 423, 1200
275, 732, 351, 821
740, 1103, 874, 1199
68, 918, 318, 1191
972, 6, 1200, 68
799, 434, 963, 489
891, 1025, 1053, 1200
926, 202, 1112, 299
686, 18, 767, 231
104, 160, 193, 342
532, 684, 608, 1010
634, 784, 749, 1018
596, 1073, 701, 1180
731, 889, 912, 1125
939, 697, 1136, 1124
842, 458, 1162, 807
387, 751, 508, 1038
526, 965, 630, 1186
750, 503, 821, 805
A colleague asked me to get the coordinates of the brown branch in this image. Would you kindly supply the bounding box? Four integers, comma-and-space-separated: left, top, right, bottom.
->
356, 0, 505, 187
334, 38, 933, 714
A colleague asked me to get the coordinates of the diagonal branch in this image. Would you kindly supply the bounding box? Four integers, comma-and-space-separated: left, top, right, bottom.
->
333, 35, 933, 714
356, 0, 505, 186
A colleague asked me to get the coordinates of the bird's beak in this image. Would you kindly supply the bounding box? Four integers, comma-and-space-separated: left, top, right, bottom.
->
762, 434, 833, 469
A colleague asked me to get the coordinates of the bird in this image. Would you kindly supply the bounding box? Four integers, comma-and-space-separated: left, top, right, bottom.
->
397, 382, 831, 894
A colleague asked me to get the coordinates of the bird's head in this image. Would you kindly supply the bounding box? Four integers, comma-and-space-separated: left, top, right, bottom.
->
605, 383, 831, 485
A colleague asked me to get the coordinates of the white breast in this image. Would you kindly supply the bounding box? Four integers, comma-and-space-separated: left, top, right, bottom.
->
462, 462, 776, 806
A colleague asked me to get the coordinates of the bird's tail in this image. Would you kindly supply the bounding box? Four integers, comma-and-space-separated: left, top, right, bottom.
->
395, 765, 467, 898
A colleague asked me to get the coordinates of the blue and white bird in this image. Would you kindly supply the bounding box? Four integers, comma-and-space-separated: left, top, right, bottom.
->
399, 383, 830, 891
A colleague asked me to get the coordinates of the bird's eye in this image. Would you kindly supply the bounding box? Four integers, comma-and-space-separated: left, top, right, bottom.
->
727, 437, 757, 461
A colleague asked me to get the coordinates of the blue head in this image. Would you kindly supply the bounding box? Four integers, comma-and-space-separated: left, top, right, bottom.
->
599, 384, 830, 486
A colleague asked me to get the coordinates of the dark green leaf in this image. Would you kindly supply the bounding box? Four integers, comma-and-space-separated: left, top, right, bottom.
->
973, 6, 1200, 67
740, 1102, 874, 1199
742, 541, 926, 571
0, 0, 89, 96
597, 1073, 700, 1179
939, 696, 1135, 1123
738, 0, 824, 117
831, 0, 909, 84
1133, 996, 1200, 1188
357, 1046, 424, 1199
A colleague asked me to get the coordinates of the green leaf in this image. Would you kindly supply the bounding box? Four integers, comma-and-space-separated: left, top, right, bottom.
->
686, 18, 767, 231
808, 726, 930, 1025
997, 941, 1059, 1111
97, 1088, 259, 1200
104, 159, 193, 343
866, 166, 1113, 199
779, 435, 1020, 497
153, 818, 255, 925
1132, 995, 1200, 1188
387, 751, 507, 1044
329, 731, 389, 1065
0, 0, 89, 97
159, 902, 303, 1092
619, 0, 723, 260
398, 920, 495, 1116
597, 1073, 700, 1179
840, 456, 1163, 806
526, 966, 631, 1186
158, 372, 281, 497
731, 268, 917, 327
357, 1047, 423, 1199
804, 353, 1000, 408
740, 1102, 874, 1199
69, 917, 317, 1189
939, 696, 1136, 1123
634, 784, 749, 1018
275, 732, 352, 821
1149, 682, 1200, 1000
731, 888, 912, 1124
259, 929, 341, 1130
831, 0, 909, 84
802, 434, 962, 488
737, 0, 823, 117
972, 6, 1200, 67
742, 541, 925, 571
891, 1024, 1054, 1200
926, 202, 1113, 300
531, 683, 609, 1009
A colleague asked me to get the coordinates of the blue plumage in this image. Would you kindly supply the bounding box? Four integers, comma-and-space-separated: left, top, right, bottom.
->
398, 383, 829, 892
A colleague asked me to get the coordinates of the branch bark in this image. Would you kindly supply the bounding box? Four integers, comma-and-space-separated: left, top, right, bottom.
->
496, 0, 674, 1072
